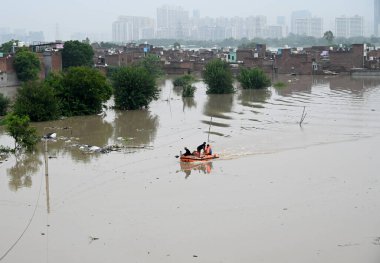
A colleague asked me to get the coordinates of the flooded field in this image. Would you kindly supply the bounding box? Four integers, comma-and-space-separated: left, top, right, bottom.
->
0, 75, 380, 262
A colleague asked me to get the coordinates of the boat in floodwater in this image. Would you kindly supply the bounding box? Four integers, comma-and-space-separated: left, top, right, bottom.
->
180, 154, 219, 162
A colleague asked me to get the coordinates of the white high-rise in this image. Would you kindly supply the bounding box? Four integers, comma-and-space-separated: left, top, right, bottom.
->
156, 5, 189, 39
112, 16, 155, 43
335, 16, 364, 38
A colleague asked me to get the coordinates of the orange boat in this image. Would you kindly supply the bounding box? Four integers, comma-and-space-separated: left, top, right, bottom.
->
180, 154, 219, 163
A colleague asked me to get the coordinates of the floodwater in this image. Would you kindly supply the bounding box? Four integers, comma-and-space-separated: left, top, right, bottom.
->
0, 75, 380, 262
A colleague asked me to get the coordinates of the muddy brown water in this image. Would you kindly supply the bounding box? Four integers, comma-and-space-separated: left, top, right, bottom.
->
1, 75, 380, 262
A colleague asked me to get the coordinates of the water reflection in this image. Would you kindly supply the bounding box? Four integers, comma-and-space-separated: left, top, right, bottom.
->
239, 89, 272, 108
182, 97, 197, 111
203, 94, 234, 120
34, 115, 114, 163
8, 152, 42, 191
330, 76, 380, 96
273, 76, 313, 97
113, 110, 159, 146
179, 161, 213, 179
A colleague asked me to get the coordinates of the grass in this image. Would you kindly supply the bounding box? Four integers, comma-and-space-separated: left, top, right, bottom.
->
273, 81, 287, 89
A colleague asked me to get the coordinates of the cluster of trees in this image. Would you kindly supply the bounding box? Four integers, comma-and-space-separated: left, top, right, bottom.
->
1, 42, 163, 152
173, 74, 197, 97
202, 59, 271, 94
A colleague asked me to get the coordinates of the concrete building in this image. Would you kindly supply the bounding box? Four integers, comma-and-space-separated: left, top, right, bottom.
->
335, 16, 364, 38
156, 5, 189, 39
294, 17, 323, 38
112, 16, 155, 43
291, 10, 312, 34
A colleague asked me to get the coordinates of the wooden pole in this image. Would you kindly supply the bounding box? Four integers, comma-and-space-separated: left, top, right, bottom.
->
207, 116, 213, 143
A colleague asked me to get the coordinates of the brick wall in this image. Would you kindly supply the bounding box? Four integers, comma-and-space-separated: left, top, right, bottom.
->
276, 49, 313, 75
328, 44, 364, 72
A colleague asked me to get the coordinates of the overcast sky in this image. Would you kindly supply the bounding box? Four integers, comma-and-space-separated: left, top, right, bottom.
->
0, 0, 373, 40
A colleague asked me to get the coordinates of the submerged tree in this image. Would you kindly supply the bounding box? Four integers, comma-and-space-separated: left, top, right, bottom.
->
112, 66, 159, 110
13, 80, 60, 121
237, 68, 271, 89
5, 113, 39, 152
203, 59, 234, 94
50, 67, 112, 116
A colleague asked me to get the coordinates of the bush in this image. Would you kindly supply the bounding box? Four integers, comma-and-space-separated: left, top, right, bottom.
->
5, 113, 39, 152
173, 74, 196, 87
112, 66, 159, 110
182, 84, 196, 97
273, 81, 287, 89
0, 93, 10, 116
203, 59, 234, 94
13, 81, 60, 121
51, 67, 112, 116
237, 68, 271, 89
13, 48, 41, 82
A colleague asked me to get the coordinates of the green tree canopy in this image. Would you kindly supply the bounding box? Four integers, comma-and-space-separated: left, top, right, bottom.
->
323, 31, 334, 44
112, 66, 159, 110
13, 81, 60, 121
202, 59, 234, 94
62, 40, 94, 69
137, 54, 163, 79
0, 40, 19, 54
50, 67, 112, 116
0, 94, 10, 116
13, 48, 41, 82
5, 113, 39, 152
237, 67, 271, 89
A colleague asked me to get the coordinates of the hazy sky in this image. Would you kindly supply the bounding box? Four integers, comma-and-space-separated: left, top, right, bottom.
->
0, 0, 373, 40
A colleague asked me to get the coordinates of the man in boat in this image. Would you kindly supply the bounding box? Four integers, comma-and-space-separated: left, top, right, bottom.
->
183, 147, 192, 156
196, 142, 206, 156
205, 144, 212, 155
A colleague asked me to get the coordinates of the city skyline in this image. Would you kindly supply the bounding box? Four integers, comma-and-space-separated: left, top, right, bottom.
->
0, 0, 373, 41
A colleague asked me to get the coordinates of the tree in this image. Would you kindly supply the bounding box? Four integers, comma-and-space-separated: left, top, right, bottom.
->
202, 59, 234, 94
173, 74, 196, 87
13, 48, 41, 82
137, 54, 163, 79
323, 31, 335, 44
62, 40, 94, 69
0, 93, 10, 116
237, 68, 271, 89
13, 81, 60, 121
5, 113, 39, 152
112, 66, 159, 110
51, 67, 112, 116
173, 42, 181, 50
0, 40, 18, 54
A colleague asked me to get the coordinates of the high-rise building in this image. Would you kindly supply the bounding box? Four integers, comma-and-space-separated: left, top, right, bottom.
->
291, 10, 312, 34
112, 16, 155, 43
294, 17, 323, 38
335, 16, 363, 38
156, 5, 189, 39
375, 0, 380, 36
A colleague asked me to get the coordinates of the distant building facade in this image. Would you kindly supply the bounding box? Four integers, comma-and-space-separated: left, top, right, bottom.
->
112, 16, 155, 43
294, 17, 323, 38
375, 0, 380, 36
156, 5, 189, 39
335, 16, 364, 38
